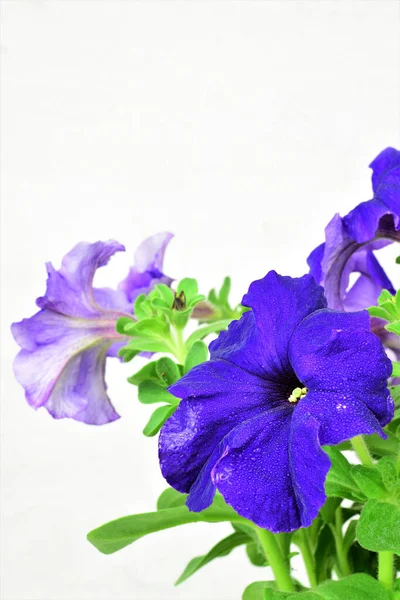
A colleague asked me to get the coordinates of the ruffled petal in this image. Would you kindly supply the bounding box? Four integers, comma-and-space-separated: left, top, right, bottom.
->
92, 287, 132, 313
118, 232, 174, 303
343, 148, 400, 243
12, 310, 121, 424
289, 309, 393, 426
289, 410, 330, 528
343, 199, 397, 244
342, 250, 395, 312
36, 240, 125, 318
208, 406, 330, 532
211, 272, 326, 378
160, 360, 280, 494
307, 243, 324, 284
370, 147, 400, 209
293, 390, 384, 446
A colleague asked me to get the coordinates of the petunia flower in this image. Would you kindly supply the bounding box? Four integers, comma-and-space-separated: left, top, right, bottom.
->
159, 272, 393, 533
307, 147, 400, 313
12, 233, 173, 425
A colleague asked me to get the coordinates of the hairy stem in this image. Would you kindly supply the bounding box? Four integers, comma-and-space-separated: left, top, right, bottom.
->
332, 507, 351, 578
378, 551, 393, 590
351, 435, 374, 468
298, 529, 317, 588
172, 327, 187, 364
256, 527, 294, 592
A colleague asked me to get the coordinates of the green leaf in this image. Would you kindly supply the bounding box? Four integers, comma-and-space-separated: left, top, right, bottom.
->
243, 582, 277, 600
184, 340, 209, 373
138, 381, 177, 405
368, 306, 391, 320
366, 430, 400, 458
392, 362, 400, 378
348, 541, 377, 577
87, 495, 246, 555
127, 361, 158, 386
387, 321, 400, 336
142, 405, 176, 436
357, 500, 400, 554
118, 347, 139, 363
155, 357, 181, 385
154, 283, 174, 304
316, 573, 389, 600
116, 316, 136, 334
188, 293, 207, 308
351, 465, 387, 500
246, 541, 268, 567
175, 531, 249, 584
263, 590, 318, 600
185, 319, 231, 348
134, 294, 152, 320
151, 297, 171, 313
177, 278, 198, 301
156, 488, 187, 510
261, 574, 389, 600
126, 318, 169, 337
319, 497, 341, 523
343, 520, 357, 555
324, 447, 366, 502
376, 456, 399, 489
219, 276, 231, 305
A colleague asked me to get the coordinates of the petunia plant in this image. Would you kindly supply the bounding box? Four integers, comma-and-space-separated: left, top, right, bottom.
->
11, 148, 400, 599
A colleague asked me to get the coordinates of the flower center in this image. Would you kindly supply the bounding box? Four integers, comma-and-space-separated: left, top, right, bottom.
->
288, 386, 307, 404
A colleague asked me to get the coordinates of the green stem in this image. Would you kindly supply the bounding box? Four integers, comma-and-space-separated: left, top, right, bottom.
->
351, 435, 374, 468
298, 529, 317, 588
332, 507, 351, 578
256, 527, 294, 592
172, 327, 187, 364
378, 551, 393, 590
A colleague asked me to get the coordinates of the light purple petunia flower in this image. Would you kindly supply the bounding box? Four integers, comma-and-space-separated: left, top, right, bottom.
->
12, 233, 173, 425
308, 147, 400, 312
159, 272, 393, 533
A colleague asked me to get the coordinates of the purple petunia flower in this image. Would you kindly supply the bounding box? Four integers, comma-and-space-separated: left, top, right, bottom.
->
12, 233, 173, 425
159, 272, 393, 533
308, 147, 400, 313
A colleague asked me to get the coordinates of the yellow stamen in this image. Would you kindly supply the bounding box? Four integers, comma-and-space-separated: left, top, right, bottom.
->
288, 386, 307, 404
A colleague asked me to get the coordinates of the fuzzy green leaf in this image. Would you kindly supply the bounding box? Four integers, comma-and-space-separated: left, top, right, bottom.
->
185, 319, 231, 348
324, 447, 366, 502
175, 532, 249, 584
138, 381, 177, 405
351, 465, 387, 500
184, 340, 209, 373
87, 496, 246, 555
357, 500, 400, 554
142, 405, 176, 437
155, 357, 181, 386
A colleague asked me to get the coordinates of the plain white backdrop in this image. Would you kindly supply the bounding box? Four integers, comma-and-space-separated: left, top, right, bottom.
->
1, 1, 400, 599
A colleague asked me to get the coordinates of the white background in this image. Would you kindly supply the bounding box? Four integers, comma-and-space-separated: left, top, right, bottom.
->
1, 1, 400, 599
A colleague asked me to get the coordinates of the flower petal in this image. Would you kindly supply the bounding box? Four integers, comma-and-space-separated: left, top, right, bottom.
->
342, 249, 395, 312
12, 310, 121, 424
343, 199, 396, 244
160, 360, 279, 494
211, 272, 326, 378
289, 309, 393, 426
293, 390, 384, 446
92, 287, 132, 313
118, 232, 174, 303
36, 240, 125, 318
370, 147, 400, 208
210, 406, 329, 532
343, 148, 400, 243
